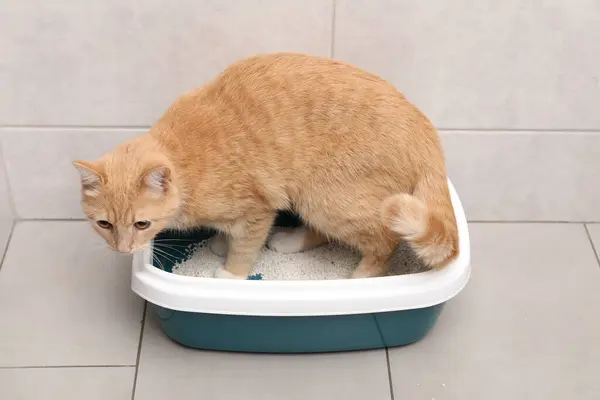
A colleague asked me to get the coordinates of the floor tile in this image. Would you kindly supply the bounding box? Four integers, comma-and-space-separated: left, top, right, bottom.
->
335, 0, 600, 130
388, 223, 600, 399
585, 224, 600, 260
0, 145, 13, 256
0, 222, 143, 367
0, 367, 134, 400
0, 219, 10, 262
135, 314, 391, 400
0, 128, 142, 218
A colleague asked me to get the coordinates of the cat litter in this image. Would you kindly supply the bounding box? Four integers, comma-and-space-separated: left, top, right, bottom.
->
172, 237, 428, 280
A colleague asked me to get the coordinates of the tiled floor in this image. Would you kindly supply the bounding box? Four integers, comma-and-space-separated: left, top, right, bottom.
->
1, 221, 599, 399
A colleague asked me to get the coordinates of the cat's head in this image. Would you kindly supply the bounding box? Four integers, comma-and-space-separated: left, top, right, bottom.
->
73, 140, 182, 253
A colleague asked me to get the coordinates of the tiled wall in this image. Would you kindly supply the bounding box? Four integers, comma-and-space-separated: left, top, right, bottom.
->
1, 0, 598, 221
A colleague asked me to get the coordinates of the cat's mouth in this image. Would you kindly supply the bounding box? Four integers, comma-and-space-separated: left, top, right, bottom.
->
109, 245, 146, 254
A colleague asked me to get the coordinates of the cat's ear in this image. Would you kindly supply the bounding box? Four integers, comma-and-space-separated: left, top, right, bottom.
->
73, 160, 105, 196
142, 166, 171, 193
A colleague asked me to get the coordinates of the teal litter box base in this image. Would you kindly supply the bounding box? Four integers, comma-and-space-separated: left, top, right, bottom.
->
153, 303, 444, 353
150, 210, 446, 353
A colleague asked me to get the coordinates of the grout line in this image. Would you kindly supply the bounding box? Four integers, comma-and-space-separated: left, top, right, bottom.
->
15, 218, 87, 222
0, 365, 135, 369
385, 348, 395, 400
0, 220, 16, 271
131, 302, 148, 400
0, 125, 150, 131
12, 217, 600, 224
438, 128, 600, 133
584, 225, 600, 270
1, 125, 600, 133
467, 220, 600, 224
371, 315, 394, 400
0, 141, 18, 218
330, 0, 337, 58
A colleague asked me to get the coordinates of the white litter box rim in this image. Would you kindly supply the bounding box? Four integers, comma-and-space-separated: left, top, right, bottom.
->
131, 179, 471, 317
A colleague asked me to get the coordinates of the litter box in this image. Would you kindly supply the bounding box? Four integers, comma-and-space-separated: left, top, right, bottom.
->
131, 180, 471, 353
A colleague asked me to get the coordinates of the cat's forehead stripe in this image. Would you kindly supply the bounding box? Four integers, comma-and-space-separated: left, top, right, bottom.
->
104, 202, 133, 224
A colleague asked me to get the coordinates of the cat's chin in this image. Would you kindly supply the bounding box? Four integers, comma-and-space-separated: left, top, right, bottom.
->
110, 247, 135, 255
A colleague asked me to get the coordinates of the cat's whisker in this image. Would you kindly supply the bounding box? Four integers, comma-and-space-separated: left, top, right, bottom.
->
151, 247, 180, 264
153, 255, 165, 270
152, 254, 180, 263
153, 244, 193, 253
153, 256, 176, 271
153, 253, 179, 266
153, 238, 200, 244
153, 243, 191, 249
133, 244, 168, 270
153, 237, 199, 240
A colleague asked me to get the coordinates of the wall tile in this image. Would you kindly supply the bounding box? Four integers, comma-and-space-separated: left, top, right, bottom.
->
0, 128, 142, 218
2, 129, 599, 221
335, 0, 600, 129
441, 131, 600, 221
0, 0, 332, 126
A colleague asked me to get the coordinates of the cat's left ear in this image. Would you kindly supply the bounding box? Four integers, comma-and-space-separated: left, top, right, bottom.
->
142, 166, 171, 193
73, 160, 105, 196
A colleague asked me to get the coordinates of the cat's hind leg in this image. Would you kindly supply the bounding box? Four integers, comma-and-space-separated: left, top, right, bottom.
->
208, 232, 228, 257
349, 248, 393, 278
305, 211, 396, 278
267, 226, 328, 253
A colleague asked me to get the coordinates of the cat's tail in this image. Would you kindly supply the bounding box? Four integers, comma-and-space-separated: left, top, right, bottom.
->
381, 175, 459, 269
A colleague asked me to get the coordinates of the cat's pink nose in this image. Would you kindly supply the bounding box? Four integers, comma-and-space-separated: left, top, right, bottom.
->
117, 243, 132, 253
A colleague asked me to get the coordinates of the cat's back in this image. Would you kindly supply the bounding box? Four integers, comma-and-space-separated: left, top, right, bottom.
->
157, 53, 439, 179
210, 52, 400, 103
219, 52, 387, 85
199, 53, 428, 141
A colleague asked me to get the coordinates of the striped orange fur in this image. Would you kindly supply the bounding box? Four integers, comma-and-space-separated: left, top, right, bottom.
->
74, 53, 458, 278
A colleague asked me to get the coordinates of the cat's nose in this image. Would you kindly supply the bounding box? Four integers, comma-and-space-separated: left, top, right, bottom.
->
116, 243, 132, 253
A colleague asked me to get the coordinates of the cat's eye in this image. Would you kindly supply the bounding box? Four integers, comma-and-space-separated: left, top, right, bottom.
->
134, 221, 151, 230
97, 220, 113, 229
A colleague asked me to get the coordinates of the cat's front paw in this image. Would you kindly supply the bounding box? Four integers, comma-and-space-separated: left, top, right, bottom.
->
349, 265, 388, 279
214, 266, 246, 279
349, 269, 373, 279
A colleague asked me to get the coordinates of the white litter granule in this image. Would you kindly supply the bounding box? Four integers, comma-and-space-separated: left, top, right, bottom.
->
172, 237, 427, 280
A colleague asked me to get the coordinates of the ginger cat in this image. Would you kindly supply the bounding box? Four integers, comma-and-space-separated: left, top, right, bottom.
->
73, 53, 458, 279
